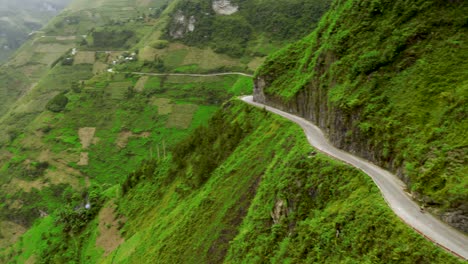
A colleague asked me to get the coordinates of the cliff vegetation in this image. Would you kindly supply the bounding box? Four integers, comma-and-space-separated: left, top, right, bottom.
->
255, 0, 468, 231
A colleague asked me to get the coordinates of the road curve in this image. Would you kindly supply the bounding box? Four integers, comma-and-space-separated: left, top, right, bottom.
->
130, 72, 254, 78
241, 95, 468, 260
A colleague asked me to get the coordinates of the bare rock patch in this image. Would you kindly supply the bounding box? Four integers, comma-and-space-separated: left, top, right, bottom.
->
212, 0, 239, 15
169, 10, 196, 39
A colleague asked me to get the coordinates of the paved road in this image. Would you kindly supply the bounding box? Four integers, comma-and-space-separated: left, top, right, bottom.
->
242, 95, 468, 260
130, 71, 253, 78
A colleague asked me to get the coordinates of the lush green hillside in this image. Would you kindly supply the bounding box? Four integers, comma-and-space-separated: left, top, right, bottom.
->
2, 101, 460, 263
0, 0, 464, 262
0, 0, 163, 118
254, 0, 468, 231
0, 0, 329, 119
0, 0, 332, 254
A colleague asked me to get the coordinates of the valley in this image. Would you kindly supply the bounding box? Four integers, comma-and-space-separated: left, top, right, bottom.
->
0, 0, 72, 63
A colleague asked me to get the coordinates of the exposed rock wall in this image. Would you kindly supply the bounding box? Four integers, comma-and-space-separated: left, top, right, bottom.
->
169, 10, 196, 39
212, 0, 239, 15
253, 52, 401, 178
254, 77, 389, 169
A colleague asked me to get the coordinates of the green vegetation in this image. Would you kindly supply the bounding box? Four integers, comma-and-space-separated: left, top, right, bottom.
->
0, 0, 275, 256
164, 0, 331, 57
46, 93, 69, 112
0, 68, 30, 116
91, 30, 136, 49
151, 40, 169, 49
1, 0, 462, 262
257, 0, 468, 217
1, 185, 105, 263
55, 186, 103, 234
0, 65, 251, 237
239, 0, 331, 40
4, 101, 459, 263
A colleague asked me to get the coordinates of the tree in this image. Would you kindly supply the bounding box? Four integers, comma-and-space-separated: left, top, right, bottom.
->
46, 93, 69, 112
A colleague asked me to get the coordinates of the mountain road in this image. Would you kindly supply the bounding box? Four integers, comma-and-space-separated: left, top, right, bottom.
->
241, 95, 468, 260
130, 72, 253, 78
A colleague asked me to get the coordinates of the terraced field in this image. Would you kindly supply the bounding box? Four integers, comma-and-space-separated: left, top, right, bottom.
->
74, 51, 96, 64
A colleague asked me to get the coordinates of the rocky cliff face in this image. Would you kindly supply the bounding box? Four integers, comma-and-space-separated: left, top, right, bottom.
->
253, 0, 468, 233
212, 0, 238, 15
169, 10, 196, 39
254, 60, 400, 178
254, 50, 394, 173
168, 0, 238, 39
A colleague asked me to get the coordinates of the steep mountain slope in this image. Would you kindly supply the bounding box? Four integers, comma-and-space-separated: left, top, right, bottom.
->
3, 101, 461, 263
0, 0, 331, 255
254, 0, 468, 232
109, 102, 459, 264
0, 0, 72, 117
1, 0, 465, 262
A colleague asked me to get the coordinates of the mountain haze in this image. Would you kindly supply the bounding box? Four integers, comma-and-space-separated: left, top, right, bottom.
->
0, 0, 72, 62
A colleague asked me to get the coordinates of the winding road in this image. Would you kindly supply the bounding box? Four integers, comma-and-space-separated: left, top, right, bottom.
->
130, 72, 254, 78
241, 95, 468, 260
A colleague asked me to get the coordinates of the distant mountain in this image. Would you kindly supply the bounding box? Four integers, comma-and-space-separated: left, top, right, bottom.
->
0, 0, 72, 62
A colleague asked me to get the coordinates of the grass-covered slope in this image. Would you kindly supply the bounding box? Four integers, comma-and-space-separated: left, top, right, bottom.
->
0, 0, 255, 249
3, 101, 461, 263
255, 0, 468, 230
0, 0, 331, 252
0, 66, 252, 225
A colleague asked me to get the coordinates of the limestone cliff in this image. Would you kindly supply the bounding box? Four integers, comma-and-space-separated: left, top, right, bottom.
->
169, 10, 196, 39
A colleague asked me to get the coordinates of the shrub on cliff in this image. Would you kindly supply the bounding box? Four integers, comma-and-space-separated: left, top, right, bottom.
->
46, 93, 68, 113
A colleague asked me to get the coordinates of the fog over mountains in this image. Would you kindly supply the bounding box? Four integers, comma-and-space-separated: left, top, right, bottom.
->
0, 0, 71, 62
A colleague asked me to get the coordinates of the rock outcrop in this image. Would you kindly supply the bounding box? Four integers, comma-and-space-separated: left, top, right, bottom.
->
442, 208, 468, 233
169, 10, 196, 39
212, 0, 239, 15
271, 199, 288, 224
